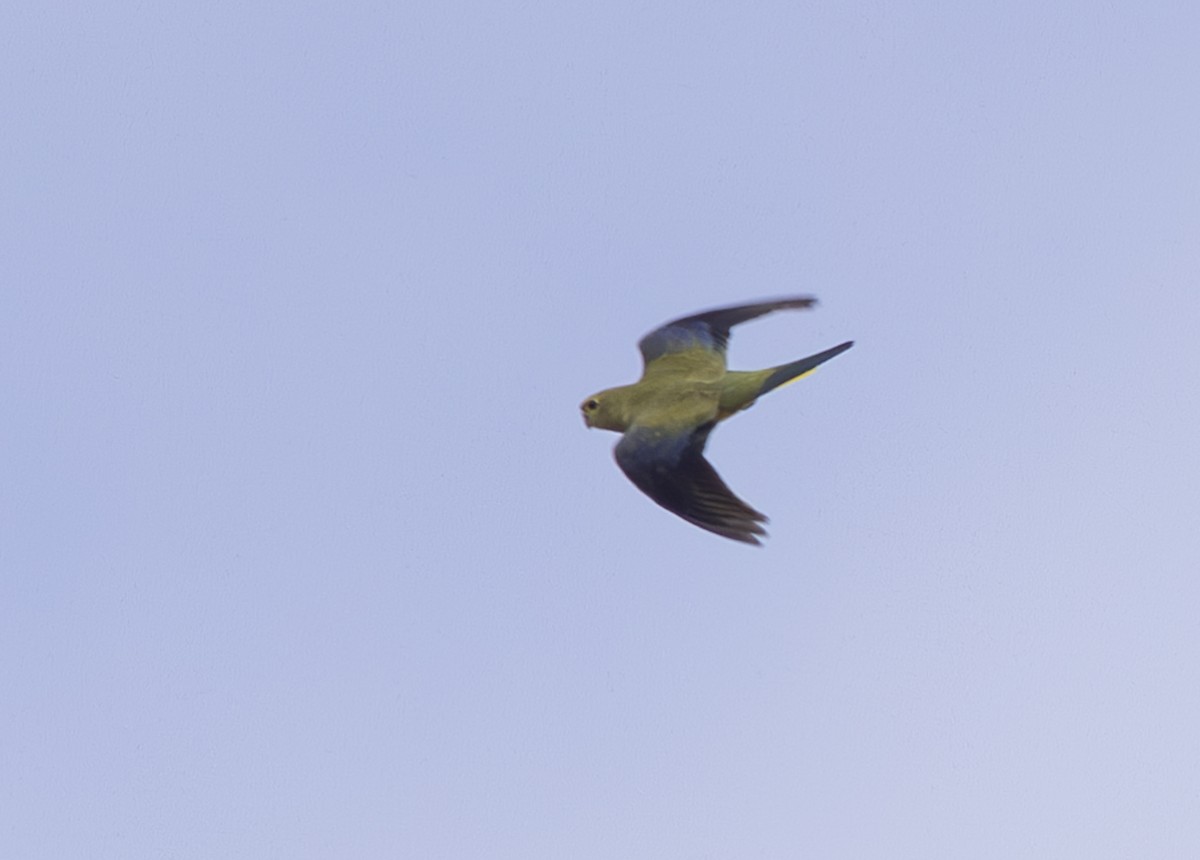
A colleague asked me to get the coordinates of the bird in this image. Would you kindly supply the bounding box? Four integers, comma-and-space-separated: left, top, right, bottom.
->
580, 297, 852, 545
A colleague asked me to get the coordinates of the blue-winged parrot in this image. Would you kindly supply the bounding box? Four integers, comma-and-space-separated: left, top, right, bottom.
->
581, 297, 852, 544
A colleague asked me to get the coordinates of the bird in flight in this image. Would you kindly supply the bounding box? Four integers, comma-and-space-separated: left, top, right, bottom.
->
580, 297, 852, 545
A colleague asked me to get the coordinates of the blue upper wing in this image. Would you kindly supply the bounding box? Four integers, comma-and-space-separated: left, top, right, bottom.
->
637, 296, 817, 367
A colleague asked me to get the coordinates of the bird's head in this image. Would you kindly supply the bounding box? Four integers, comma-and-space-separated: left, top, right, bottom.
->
579, 389, 627, 432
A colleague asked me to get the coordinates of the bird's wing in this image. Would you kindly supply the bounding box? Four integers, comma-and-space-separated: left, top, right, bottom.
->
636, 296, 817, 381
614, 422, 768, 544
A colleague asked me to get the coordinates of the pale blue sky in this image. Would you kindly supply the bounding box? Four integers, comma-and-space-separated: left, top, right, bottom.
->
3, 2, 1199, 858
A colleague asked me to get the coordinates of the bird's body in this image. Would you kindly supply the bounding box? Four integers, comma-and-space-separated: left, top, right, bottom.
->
581, 297, 852, 544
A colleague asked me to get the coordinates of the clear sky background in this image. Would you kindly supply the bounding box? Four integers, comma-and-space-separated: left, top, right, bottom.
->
3, 3, 1199, 858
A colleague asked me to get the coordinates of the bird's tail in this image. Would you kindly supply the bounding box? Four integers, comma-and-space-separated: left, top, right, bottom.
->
760, 341, 854, 396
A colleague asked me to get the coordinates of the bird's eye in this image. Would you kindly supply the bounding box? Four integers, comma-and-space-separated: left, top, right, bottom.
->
584, 399, 599, 411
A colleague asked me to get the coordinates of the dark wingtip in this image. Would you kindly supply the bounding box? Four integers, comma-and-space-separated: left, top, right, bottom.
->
717, 527, 768, 546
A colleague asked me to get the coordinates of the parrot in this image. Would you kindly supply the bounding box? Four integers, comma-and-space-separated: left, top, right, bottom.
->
580, 296, 852, 545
